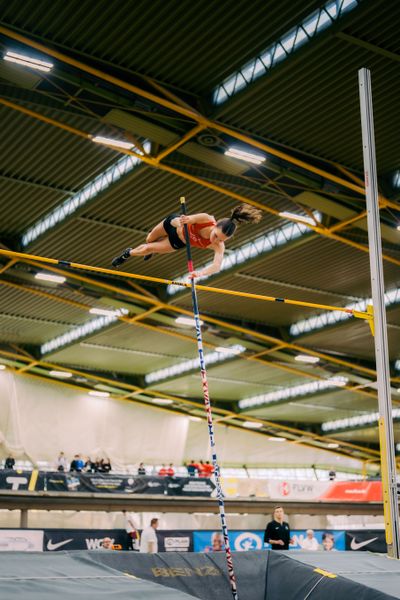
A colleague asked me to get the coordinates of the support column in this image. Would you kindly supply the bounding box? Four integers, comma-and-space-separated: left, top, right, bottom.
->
20, 509, 28, 528
358, 67, 400, 558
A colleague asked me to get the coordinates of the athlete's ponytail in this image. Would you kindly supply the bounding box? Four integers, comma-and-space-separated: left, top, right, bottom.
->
217, 204, 262, 237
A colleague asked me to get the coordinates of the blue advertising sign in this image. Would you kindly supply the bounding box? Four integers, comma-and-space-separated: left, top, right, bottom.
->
193, 530, 345, 552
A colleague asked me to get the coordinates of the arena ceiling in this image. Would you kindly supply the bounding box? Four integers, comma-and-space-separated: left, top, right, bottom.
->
0, 0, 399, 465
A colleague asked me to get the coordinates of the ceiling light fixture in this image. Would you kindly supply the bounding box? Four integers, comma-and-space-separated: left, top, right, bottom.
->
295, 354, 320, 364
279, 212, 318, 226
4, 50, 53, 72
242, 421, 263, 429
88, 390, 110, 398
224, 146, 266, 165
35, 272, 66, 284
268, 436, 287, 442
49, 370, 73, 379
92, 136, 134, 150
89, 308, 123, 317
175, 316, 204, 327
151, 398, 173, 405
0, 365, 6, 370
189, 416, 202, 422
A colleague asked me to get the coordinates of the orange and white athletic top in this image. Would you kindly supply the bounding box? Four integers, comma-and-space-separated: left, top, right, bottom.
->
187, 220, 216, 248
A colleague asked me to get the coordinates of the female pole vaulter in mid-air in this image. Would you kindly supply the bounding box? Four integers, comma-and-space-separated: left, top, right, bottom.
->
112, 204, 262, 278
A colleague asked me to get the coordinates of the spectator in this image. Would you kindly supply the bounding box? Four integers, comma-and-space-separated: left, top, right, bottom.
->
123, 510, 140, 551
197, 460, 206, 477
322, 532, 335, 551
158, 464, 168, 476
205, 531, 224, 553
84, 457, 97, 473
101, 537, 114, 550
4, 455, 15, 470
166, 463, 175, 477
70, 454, 84, 472
56, 452, 68, 472
186, 460, 198, 477
201, 460, 214, 478
140, 518, 159, 553
264, 506, 292, 550
137, 462, 146, 476
99, 458, 112, 473
301, 529, 319, 551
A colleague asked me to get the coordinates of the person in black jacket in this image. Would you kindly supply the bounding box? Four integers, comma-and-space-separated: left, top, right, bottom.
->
4, 455, 15, 470
264, 506, 292, 550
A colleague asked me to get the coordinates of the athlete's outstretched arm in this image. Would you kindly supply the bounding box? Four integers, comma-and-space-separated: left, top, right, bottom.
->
190, 243, 225, 279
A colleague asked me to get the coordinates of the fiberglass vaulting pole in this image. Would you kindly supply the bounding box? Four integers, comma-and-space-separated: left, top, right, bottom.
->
358, 68, 400, 558
179, 197, 239, 599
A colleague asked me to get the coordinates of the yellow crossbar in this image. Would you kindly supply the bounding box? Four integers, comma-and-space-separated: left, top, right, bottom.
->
0, 249, 372, 322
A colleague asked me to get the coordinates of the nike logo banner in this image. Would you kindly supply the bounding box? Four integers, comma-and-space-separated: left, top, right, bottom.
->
346, 531, 386, 552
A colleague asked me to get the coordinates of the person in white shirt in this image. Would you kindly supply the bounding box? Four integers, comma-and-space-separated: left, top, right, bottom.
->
140, 518, 159, 553
301, 529, 319, 551
123, 510, 140, 551
56, 451, 68, 472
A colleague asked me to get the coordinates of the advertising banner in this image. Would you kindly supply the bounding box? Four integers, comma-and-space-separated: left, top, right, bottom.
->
0, 470, 33, 491
345, 530, 386, 552
42, 529, 193, 552
0, 529, 44, 551
193, 530, 346, 552
33, 473, 214, 496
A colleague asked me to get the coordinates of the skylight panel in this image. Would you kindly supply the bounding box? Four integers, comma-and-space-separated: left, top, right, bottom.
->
238, 376, 348, 410
290, 287, 400, 337
40, 309, 128, 355
145, 344, 246, 384
322, 407, 400, 432
21, 142, 150, 247
212, 0, 361, 105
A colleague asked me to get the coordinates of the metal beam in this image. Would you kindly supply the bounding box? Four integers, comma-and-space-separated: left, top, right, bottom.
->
0, 25, 368, 196
3, 95, 400, 272
337, 32, 400, 63
16, 254, 381, 381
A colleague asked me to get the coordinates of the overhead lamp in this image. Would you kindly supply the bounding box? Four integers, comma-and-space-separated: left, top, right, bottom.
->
279, 212, 318, 226
295, 354, 320, 364
175, 316, 204, 327
397, 225, 400, 232
35, 272, 66, 284
88, 390, 110, 398
327, 443, 339, 448
0, 365, 6, 370
242, 421, 263, 429
268, 436, 286, 442
89, 308, 122, 317
49, 370, 73, 379
92, 136, 134, 150
189, 416, 202, 422
215, 346, 244, 355
151, 398, 173, 405
4, 50, 53, 72
224, 146, 266, 165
